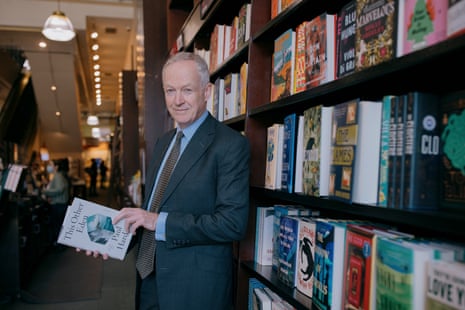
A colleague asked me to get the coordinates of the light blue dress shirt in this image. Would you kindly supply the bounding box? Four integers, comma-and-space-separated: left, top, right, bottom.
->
153, 111, 208, 241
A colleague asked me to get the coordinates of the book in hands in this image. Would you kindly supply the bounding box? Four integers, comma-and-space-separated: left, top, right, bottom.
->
57, 197, 132, 260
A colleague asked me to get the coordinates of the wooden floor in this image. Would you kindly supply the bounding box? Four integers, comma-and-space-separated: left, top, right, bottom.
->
1, 188, 137, 310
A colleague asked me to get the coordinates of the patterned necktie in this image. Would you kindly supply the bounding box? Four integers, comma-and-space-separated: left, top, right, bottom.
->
136, 131, 183, 279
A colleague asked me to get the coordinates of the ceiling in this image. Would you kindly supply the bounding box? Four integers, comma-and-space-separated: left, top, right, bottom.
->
0, 0, 136, 156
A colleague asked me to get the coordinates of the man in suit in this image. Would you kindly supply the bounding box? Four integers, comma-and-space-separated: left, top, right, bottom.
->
85, 52, 250, 309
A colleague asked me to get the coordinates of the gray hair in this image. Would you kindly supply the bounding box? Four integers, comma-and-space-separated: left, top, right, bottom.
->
162, 52, 210, 88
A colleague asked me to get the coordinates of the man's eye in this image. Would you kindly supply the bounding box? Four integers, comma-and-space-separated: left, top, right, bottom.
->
182, 89, 193, 96
165, 89, 176, 96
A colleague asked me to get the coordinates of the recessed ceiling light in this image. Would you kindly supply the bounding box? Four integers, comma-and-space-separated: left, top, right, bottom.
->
38, 41, 47, 48
91, 31, 98, 39
92, 44, 99, 51
55, 111, 61, 116
93, 54, 100, 61
51, 85, 57, 91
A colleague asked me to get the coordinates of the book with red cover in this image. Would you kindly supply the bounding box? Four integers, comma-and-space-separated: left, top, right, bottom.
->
304, 13, 336, 89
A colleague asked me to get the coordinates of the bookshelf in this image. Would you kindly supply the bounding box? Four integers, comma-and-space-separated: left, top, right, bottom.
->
167, 0, 465, 309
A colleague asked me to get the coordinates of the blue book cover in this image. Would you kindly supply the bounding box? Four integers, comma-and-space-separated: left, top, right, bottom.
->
377, 95, 393, 207
278, 215, 300, 287
281, 113, 298, 193
328, 99, 359, 203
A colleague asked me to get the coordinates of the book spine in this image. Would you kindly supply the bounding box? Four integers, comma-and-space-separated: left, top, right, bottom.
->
281, 114, 297, 193
387, 95, 398, 208
393, 95, 405, 208
277, 216, 299, 287
336, 0, 357, 79
303, 105, 322, 197
402, 92, 441, 210
377, 95, 393, 207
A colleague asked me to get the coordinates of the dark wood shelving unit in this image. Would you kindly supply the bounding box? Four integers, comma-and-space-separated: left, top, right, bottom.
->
166, 0, 465, 308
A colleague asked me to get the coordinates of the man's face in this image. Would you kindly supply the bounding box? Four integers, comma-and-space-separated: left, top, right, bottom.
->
162, 60, 211, 129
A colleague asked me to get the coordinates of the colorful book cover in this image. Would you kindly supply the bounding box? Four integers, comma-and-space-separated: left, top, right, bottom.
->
271, 0, 281, 19
294, 20, 307, 94
296, 217, 316, 298
426, 260, 465, 309
343, 224, 376, 310
439, 90, 465, 210
376, 238, 435, 310
281, 0, 302, 12
447, 0, 465, 38
328, 99, 359, 203
278, 215, 300, 287
304, 13, 336, 89
239, 62, 248, 115
397, 0, 447, 57
313, 219, 348, 310
378, 95, 394, 207
271, 28, 296, 102
336, 0, 357, 78
302, 105, 332, 197
401, 91, 441, 210
281, 113, 298, 193
237, 4, 248, 48
355, 0, 398, 71
265, 124, 284, 190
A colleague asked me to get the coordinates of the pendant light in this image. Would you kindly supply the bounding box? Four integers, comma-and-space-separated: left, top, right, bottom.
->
42, 0, 76, 42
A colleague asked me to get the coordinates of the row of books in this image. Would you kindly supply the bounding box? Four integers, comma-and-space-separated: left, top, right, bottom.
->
208, 3, 251, 73
207, 62, 248, 121
264, 91, 465, 210
270, 0, 465, 103
254, 204, 465, 309
248, 278, 296, 310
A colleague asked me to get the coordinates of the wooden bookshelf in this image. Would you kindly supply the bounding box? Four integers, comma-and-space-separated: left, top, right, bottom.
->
166, 0, 465, 308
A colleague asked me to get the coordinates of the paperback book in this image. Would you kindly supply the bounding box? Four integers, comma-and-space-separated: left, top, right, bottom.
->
270, 28, 296, 102
58, 197, 132, 260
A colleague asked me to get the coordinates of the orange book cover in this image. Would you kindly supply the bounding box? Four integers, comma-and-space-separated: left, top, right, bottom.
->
294, 21, 307, 94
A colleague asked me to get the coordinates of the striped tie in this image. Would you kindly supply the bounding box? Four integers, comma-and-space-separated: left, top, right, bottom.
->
136, 131, 183, 279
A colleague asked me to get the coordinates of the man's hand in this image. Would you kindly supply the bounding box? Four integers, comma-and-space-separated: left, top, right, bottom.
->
113, 207, 158, 235
76, 248, 109, 260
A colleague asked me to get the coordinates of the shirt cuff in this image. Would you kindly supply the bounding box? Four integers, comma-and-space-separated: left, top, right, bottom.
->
155, 212, 168, 241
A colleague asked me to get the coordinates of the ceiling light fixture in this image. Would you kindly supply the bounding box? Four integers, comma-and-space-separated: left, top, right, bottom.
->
42, 0, 76, 42
87, 115, 99, 126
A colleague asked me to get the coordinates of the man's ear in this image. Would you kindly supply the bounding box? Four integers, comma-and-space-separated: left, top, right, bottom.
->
204, 82, 212, 100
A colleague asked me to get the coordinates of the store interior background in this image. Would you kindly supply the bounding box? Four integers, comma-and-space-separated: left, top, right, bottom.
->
0, 0, 189, 193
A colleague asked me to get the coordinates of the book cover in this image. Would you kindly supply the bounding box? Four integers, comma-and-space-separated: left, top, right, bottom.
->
352, 100, 383, 205
296, 217, 316, 298
265, 123, 284, 190
278, 215, 300, 287
302, 105, 332, 197
57, 197, 132, 260
271, 28, 296, 102
254, 206, 275, 266
294, 20, 307, 94
336, 0, 357, 78
378, 95, 394, 207
304, 13, 336, 89
281, 113, 298, 193
397, 0, 447, 57
213, 77, 225, 121
375, 238, 437, 310
313, 219, 348, 310
239, 62, 248, 115
272, 205, 318, 270
447, 0, 465, 38
253, 287, 273, 310
209, 24, 225, 72
237, 3, 248, 48
328, 99, 359, 203
439, 90, 465, 210
248, 278, 266, 310
229, 16, 238, 57
387, 95, 399, 208
401, 91, 441, 210
281, 0, 302, 12
223, 73, 234, 120
271, 0, 282, 19
294, 115, 305, 194
355, 0, 398, 71
342, 224, 378, 310
426, 260, 465, 309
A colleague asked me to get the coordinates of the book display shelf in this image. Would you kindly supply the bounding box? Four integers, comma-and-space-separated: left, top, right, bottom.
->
169, 0, 465, 309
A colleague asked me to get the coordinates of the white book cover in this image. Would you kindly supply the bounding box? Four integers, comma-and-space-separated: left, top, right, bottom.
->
296, 216, 316, 298
58, 197, 132, 260
426, 260, 465, 309
253, 287, 273, 310
265, 123, 284, 190
254, 206, 275, 265
352, 100, 382, 205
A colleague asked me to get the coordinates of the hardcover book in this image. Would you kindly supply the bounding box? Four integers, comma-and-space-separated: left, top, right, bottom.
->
302, 105, 332, 197
294, 115, 305, 193
401, 91, 441, 210
355, 0, 398, 71
265, 123, 284, 190
397, 0, 447, 57
254, 206, 275, 266
278, 215, 300, 287
270, 28, 296, 102
294, 20, 308, 94
439, 90, 465, 210
248, 278, 266, 310
304, 13, 336, 89
57, 198, 132, 260
387, 95, 399, 208
336, 0, 357, 78
281, 113, 298, 193
328, 99, 358, 203
296, 216, 316, 298
426, 260, 465, 309
313, 219, 349, 310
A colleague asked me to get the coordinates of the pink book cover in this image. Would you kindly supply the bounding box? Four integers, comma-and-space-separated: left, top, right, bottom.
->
400, 0, 447, 56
